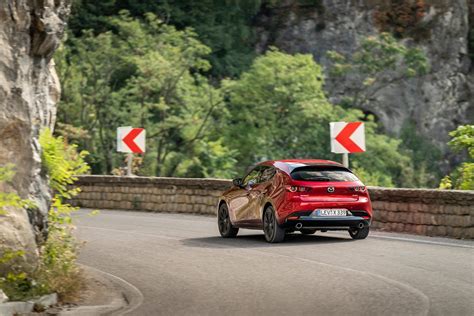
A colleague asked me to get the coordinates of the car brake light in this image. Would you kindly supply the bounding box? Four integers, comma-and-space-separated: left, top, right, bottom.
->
285, 185, 311, 193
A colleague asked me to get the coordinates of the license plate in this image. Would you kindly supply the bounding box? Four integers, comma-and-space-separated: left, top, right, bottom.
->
315, 209, 347, 217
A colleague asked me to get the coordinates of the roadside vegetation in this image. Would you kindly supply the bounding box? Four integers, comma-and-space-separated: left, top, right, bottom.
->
0, 129, 89, 301
439, 125, 474, 190
55, 0, 472, 189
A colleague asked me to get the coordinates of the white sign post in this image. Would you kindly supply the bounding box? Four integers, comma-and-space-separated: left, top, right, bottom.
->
117, 126, 146, 176
330, 122, 366, 168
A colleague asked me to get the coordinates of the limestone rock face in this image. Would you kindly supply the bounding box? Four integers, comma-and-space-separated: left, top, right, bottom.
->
255, 0, 473, 159
0, 0, 70, 269
0, 288, 7, 303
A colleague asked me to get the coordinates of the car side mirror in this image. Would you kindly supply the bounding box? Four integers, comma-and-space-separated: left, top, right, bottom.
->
232, 178, 243, 187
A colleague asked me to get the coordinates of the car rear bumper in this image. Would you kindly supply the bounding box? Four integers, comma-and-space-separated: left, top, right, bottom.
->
283, 212, 371, 231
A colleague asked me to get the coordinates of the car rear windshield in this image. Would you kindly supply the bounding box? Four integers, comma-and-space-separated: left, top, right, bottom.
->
290, 166, 359, 182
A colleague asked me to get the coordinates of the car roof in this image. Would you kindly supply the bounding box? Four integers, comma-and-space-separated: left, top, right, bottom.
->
259, 159, 347, 174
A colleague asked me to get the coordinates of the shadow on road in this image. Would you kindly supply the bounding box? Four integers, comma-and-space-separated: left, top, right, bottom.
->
181, 233, 353, 249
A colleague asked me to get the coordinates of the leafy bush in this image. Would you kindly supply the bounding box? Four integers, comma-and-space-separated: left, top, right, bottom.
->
0, 164, 33, 215
0, 129, 90, 301
439, 125, 474, 190
0, 166, 44, 300
36, 128, 90, 301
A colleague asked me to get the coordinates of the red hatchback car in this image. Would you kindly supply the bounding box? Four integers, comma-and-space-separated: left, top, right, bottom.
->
217, 159, 373, 243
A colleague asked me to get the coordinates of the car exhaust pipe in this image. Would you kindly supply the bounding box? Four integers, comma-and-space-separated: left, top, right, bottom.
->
295, 223, 303, 229
358, 223, 364, 229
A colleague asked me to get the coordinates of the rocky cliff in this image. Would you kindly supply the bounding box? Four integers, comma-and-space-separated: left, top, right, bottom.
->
0, 0, 70, 268
255, 0, 473, 161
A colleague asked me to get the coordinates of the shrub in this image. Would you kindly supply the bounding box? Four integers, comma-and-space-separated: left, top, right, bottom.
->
439, 125, 474, 190
0, 129, 90, 301
36, 128, 90, 301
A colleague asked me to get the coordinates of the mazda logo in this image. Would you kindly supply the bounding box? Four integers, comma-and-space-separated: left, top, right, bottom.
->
327, 186, 335, 193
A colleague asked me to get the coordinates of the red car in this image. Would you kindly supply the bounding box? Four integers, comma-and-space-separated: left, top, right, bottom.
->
217, 159, 372, 243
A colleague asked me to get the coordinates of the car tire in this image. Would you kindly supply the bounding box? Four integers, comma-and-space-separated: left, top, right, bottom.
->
349, 226, 370, 240
300, 229, 317, 235
263, 206, 285, 243
218, 204, 238, 238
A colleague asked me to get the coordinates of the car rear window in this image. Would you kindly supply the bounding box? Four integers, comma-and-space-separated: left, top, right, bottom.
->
290, 166, 359, 182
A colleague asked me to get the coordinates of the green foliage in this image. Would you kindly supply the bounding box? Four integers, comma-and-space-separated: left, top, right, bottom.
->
439, 125, 474, 190
68, 0, 265, 78
57, 12, 237, 177
351, 165, 394, 187
0, 249, 48, 301
327, 32, 429, 109
60, 5, 442, 188
222, 48, 333, 170
399, 120, 442, 187
39, 129, 89, 198
36, 128, 89, 300
0, 164, 34, 215
1, 130, 89, 301
223, 49, 417, 186
0, 168, 43, 300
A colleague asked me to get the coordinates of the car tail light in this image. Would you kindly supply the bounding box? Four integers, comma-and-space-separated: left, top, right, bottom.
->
351, 186, 366, 192
285, 185, 311, 193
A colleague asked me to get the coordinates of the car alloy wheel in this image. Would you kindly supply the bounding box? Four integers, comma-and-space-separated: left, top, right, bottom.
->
218, 204, 238, 238
263, 206, 285, 243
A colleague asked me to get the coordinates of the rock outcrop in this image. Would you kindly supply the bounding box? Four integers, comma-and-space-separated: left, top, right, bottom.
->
0, 0, 70, 269
255, 0, 473, 163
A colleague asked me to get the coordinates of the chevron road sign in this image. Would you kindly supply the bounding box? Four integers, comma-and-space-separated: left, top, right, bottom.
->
117, 126, 146, 154
330, 122, 365, 168
330, 122, 366, 154
117, 126, 146, 176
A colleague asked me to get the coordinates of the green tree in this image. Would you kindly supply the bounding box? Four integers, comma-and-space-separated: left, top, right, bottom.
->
68, 0, 265, 78
439, 125, 474, 190
224, 49, 416, 186
57, 12, 237, 177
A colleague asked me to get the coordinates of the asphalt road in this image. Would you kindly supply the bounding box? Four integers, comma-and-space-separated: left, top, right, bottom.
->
74, 209, 474, 316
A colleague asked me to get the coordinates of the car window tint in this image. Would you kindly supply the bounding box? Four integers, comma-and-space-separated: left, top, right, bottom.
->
291, 166, 359, 182
260, 167, 276, 182
242, 167, 261, 186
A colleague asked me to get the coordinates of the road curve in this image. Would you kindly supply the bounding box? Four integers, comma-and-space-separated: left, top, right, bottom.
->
74, 209, 474, 316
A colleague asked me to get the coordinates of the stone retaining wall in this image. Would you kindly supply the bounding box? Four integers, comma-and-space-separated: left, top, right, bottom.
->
69, 176, 474, 239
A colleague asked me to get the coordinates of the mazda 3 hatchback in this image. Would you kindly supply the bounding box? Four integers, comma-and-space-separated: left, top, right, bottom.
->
217, 159, 373, 243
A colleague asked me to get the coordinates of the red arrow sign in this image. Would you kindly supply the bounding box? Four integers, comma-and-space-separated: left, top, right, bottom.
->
122, 128, 145, 153
335, 122, 364, 153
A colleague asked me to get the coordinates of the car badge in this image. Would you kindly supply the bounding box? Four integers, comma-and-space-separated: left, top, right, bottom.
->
327, 186, 335, 193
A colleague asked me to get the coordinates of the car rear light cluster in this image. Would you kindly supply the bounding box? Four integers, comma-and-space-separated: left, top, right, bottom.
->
350, 186, 366, 192
285, 185, 311, 193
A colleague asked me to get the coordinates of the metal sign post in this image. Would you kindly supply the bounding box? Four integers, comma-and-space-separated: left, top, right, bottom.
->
127, 153, 133, 176
342, 153, 349, 168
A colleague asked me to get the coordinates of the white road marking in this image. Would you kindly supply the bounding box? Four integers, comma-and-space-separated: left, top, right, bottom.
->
369, 234, 474, 249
